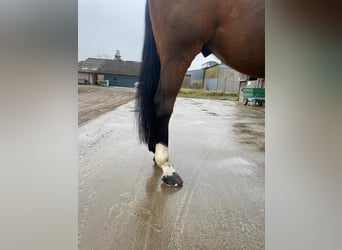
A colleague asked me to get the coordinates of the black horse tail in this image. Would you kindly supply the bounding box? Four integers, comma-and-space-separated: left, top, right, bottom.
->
136, 3, 160, 146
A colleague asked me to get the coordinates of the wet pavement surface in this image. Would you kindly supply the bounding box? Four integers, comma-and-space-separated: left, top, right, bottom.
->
79, 98, 265, 249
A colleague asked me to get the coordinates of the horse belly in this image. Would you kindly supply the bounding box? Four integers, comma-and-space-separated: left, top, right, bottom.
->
210, 0, 265, 77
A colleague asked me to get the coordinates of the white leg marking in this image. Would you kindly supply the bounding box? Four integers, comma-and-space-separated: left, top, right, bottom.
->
154, 143, 176, 177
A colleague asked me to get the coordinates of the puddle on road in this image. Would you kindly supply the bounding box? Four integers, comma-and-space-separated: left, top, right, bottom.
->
200, 108, 219, 116
233, 123, 248, 129
239, 129, 264, 137
233, 123, 264, 137
189, 100, 202, 106
232, 122, 265, 152
228, 156, 253, 166
218, 157, 256, 176
239, 140, 265, 152
207, 112, 219, 116
194, 121, 207, 125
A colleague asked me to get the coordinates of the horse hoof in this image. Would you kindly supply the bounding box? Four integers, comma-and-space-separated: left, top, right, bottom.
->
162, 172, 183, 188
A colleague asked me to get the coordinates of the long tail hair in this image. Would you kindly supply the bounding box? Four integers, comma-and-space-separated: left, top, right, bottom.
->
135, 2, 160, 145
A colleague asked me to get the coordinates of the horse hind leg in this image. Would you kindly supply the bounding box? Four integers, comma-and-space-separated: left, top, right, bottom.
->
153, 92, 183, 187
154, 143, 183, 187
152, 55, 197, 187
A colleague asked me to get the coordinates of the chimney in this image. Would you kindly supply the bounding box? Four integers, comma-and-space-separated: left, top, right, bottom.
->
114, 50, 122, 61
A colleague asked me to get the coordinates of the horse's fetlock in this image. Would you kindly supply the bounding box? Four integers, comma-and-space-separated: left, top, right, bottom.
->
154, 143, 169, 166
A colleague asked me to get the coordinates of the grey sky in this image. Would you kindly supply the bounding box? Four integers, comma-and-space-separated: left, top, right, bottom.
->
78, 0, 220, 70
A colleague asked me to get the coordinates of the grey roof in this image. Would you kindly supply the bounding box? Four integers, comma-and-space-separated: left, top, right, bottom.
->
78, 58, 141, 76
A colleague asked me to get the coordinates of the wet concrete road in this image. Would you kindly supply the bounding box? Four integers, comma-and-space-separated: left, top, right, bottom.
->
79, 98, 265, 250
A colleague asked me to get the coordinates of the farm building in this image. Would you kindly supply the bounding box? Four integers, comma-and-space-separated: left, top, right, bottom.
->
78, 52, 263, 93
184, 62, 242, 92
186, 69, 205, 89
185, 61, 265, 104
182, 74, 192, 88
78, 51, 140, 88
204, 64, 240, 92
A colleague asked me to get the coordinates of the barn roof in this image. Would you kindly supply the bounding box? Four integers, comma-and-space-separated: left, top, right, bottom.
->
78, 58, 141, 76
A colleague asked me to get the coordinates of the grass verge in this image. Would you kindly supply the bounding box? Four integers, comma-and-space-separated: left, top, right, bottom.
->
178, 88, 238, 101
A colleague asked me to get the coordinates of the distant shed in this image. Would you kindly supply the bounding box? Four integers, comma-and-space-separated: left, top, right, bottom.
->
186, 69, 205, 89
204, 64, 240, 92
78, 51, 141, 88
185, 63, 241, 92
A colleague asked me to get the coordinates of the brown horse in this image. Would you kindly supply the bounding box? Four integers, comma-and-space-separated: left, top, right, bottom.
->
136, 0, 264, 187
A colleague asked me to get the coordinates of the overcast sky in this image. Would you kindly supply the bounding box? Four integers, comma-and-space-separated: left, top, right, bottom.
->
78, 0, 220, 70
